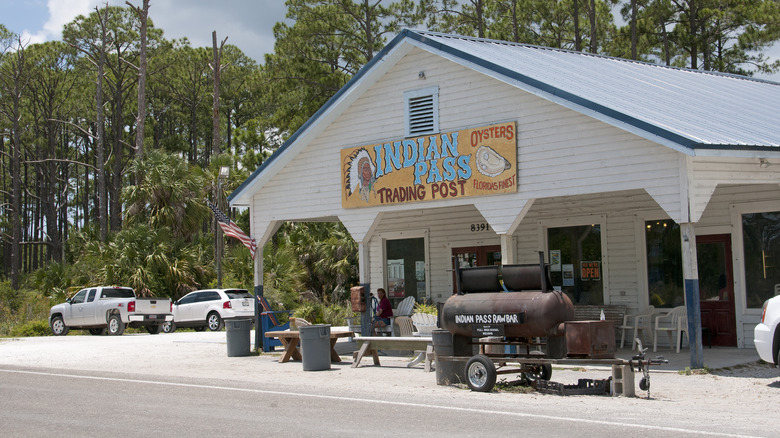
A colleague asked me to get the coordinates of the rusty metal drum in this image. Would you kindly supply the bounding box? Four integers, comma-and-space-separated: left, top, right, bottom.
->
440, 290, 574, 339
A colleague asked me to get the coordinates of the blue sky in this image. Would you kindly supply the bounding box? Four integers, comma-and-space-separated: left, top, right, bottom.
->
3, 0, 778, 80
2, 0, 289, 64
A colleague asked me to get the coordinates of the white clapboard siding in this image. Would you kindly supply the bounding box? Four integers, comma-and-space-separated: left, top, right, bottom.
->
251, 46, 684, 240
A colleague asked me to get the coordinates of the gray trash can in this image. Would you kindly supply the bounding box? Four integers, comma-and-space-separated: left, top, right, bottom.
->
226, 318, 252, 357
432, 329, 466, 385
299, 324, 331, 371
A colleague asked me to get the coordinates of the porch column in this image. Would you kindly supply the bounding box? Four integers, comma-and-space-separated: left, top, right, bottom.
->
500, 234, 517, 265
358, 241, 372, 336
253, 247, 264, 350
680, 223, 704, 368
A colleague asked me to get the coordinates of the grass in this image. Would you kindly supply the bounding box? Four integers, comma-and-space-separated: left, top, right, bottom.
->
678, 366, 710, 375
494, 379, 535, 393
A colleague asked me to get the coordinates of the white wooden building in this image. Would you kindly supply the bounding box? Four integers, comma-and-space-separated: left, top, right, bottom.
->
230, 30, 780, 360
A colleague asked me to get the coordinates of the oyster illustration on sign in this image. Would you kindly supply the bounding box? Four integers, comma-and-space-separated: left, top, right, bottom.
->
475, 145, 511, 177
344, 148, 377, 202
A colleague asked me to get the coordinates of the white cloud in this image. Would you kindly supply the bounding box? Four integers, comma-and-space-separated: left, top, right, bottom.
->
39, 0, 93, 40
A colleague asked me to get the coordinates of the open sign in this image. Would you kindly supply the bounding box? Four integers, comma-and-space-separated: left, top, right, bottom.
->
581, 261, 601, 280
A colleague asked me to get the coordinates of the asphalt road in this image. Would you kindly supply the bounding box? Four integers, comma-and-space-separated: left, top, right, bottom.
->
0, 365, 769, 438
0, 332, 776, 438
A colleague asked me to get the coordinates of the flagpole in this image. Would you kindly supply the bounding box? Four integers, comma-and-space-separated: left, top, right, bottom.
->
216, 166, 230, 288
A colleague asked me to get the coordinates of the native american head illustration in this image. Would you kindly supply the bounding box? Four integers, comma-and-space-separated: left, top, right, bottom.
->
344, 148, 377, 201
475, 145, 511, 177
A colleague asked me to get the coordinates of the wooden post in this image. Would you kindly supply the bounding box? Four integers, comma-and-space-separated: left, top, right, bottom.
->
680, 223, 704, 368
500, 234, 516, 265
253, 249, 264, 350
358, 241, 371, 336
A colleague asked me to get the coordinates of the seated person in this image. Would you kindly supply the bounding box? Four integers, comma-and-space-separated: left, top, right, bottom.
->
372, 288, 393, 335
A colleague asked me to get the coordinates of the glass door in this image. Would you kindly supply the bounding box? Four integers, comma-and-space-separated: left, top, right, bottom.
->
386, 238, 426, 305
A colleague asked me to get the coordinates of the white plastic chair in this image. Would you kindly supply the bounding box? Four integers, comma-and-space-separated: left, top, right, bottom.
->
411, 312, 437, 335
617, 305, 655, 349
653, 306, 689, 353
395, 296, 416, 316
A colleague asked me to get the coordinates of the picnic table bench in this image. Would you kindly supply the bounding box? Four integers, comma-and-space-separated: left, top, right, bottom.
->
352, 336, 434, 372
264, 330, 354, 363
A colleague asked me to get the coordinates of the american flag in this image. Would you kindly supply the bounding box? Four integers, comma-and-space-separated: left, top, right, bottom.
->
207, 200, 257, 259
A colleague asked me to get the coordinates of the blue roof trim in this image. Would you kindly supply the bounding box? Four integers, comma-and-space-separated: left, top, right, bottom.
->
407, 31, 699, 150
692, 143, 780, 151
228, 30, 414, 203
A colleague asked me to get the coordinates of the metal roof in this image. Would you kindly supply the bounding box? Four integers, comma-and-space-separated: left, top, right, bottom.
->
411, 30, 780, 150
229, 29, 780, 205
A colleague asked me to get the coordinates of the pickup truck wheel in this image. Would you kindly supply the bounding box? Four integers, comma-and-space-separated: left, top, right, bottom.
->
145, 324, 163, 335
207, 312, 224, 331
50, 316, 69, 336
89, 328, 107, 336
162, 321, 176, 333
107, 314, 125, 336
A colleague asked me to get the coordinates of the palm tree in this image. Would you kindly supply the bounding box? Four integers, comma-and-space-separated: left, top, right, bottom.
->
123, 149, 209, 238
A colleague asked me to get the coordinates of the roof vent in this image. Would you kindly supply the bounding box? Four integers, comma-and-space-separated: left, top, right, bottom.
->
405, 86, 439, 137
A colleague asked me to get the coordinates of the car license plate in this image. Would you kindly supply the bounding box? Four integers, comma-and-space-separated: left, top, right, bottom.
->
148, 315, 157, 320
242, 299, 250, 306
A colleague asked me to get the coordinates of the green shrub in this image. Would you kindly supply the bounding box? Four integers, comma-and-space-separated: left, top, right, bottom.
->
262, 285, 300, 312
322, 303, 353, 326
414, 302, 438, 315
0, 284, 54, 337
294, 302, 322, 323
10, 320, 50, 337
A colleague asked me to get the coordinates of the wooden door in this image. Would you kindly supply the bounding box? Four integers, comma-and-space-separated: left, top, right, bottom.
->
697, 234, 737, 346
452, 245, 501, 293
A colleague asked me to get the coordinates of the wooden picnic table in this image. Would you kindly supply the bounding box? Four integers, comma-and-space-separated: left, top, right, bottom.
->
264, 330, 354, 363
353, 336, 434, 372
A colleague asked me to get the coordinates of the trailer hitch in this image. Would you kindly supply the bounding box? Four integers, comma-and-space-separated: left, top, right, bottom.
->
629, 339, 668, 398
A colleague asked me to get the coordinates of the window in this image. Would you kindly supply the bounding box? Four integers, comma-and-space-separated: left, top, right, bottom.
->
452, 246, 501, 269
645, 220, 684, 308
200, 292, 221, 302
179, 293, 198, 305
404, 86, 439, 137
70, 290, 87, 304
101, 288, 135, 299
226, 290, 252, 299
742, 211, 780, 308
386, 237, 426, 304
548, 224, 604, 305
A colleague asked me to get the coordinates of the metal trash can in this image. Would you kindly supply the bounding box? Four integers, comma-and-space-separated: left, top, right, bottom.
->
226, 318, 252, 357
432, 329, 466, 385
299, 324, 331, 371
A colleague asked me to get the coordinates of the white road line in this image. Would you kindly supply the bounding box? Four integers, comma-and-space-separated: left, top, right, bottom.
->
0, 368, 762, 438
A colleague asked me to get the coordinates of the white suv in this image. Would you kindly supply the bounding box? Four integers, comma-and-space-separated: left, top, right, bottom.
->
163, 289, 254, 333
754, 295, 780, 367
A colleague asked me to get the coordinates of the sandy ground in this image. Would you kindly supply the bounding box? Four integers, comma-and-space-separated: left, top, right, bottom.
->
1, 330, 779, 437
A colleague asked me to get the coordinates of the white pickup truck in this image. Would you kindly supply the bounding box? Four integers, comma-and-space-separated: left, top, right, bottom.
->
49, 286, 173, 336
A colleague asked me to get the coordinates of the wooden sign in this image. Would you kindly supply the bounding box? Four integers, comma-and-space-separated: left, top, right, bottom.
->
341, 122, 517, 208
